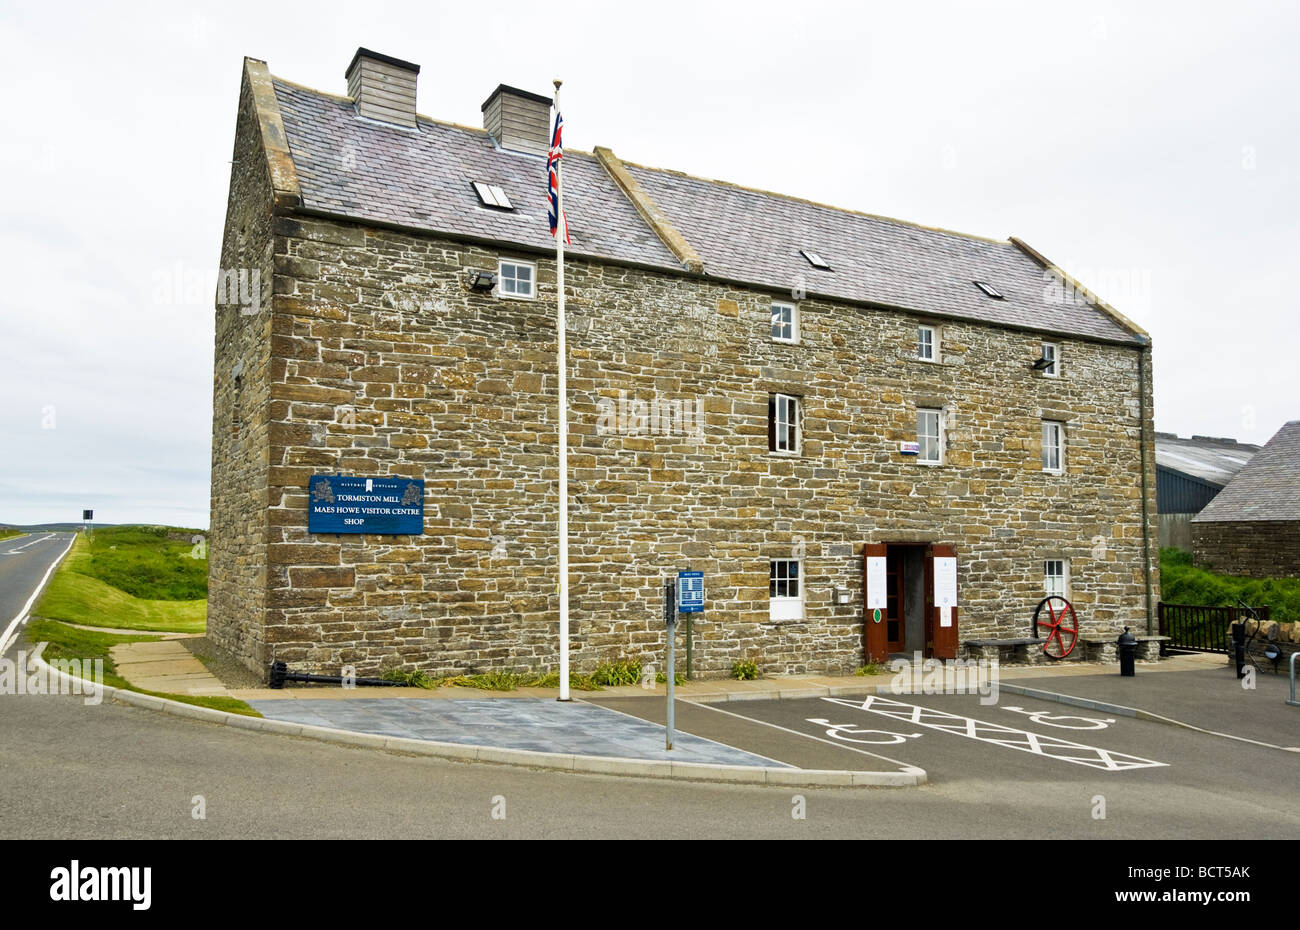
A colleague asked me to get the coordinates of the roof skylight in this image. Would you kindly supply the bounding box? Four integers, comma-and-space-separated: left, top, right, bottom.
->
974, 281, 1004, 299
801, 249, 832, 270
472, 181, 514, 210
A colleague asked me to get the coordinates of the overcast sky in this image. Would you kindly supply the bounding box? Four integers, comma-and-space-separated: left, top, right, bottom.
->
1, 0, 1296, 527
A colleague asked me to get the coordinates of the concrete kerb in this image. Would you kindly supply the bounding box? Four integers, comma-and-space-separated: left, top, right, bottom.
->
30, 654, 925, 787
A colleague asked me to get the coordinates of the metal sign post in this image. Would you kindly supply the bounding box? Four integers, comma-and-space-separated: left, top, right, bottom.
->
664, 578, 676, 751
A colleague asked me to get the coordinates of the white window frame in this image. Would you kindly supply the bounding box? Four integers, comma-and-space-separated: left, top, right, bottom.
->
1041, 342, 1060, 377
770, 393, 800, 455
917, 407, 943, 465
497, 259, 536, 300
1042, 420, 1065, 473
1043, 559, 1069, 599
917, 324, 938, 362
772, 301, 799, 344
769, 558, 804, 621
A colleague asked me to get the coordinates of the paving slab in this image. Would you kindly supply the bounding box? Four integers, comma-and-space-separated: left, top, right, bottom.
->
110, 640, 229, 697
247, 697, 794, 768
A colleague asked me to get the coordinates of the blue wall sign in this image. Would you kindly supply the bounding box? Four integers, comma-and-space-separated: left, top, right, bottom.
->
677, 571, 704, 613
308, 475, 424, 535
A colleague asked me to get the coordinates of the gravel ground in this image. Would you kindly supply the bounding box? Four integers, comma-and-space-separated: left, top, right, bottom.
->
179, 635, 265, 689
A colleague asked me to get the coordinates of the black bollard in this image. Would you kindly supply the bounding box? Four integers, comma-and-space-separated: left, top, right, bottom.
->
1118, 627, 1137, 677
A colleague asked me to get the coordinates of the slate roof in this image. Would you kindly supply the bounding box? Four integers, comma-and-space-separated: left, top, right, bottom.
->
1192, 421, 1300, 523
271, 76, 1142, 345
1155, 434, 1259, 486
274, 80, 680, 269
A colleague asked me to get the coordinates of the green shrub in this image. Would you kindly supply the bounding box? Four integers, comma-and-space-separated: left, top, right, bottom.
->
590, 658, 642, 687
1161, 547, 1300, 622
731, 658, 759, 680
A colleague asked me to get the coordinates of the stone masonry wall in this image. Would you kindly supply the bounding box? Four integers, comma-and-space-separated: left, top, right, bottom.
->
1192, 520, 1300, 578
206, 75, 276, 670
209, 209, 1159, 680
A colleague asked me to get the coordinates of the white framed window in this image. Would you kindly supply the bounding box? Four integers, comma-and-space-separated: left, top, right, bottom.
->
917, 407, 943, 464
1042, 420, 1065, 473
770, 558, 804, 621
1044, 559, 1069, 598
1040, 342, 1059, 377
772, 301, 799, 343
769, 393, 800, 454
917, 324, 938, 362
498, 259, 535, 299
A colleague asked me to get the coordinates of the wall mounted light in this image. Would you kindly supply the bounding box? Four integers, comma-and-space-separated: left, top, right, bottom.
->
1031, 355, 1053, 371
467, 270, 496, 292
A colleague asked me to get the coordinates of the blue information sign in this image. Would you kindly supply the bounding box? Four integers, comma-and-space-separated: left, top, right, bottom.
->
308, 475, 424, 535
677, 571, 704, 613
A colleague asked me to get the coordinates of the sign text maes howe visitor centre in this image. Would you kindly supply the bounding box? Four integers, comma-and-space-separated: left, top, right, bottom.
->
308, 476, 425, 536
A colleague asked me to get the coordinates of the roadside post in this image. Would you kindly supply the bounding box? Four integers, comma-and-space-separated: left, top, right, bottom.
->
664, 578, 676, 750
677, 570, 703, 680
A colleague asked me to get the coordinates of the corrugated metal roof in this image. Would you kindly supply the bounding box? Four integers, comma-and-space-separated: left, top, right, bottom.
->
1192, 421, 1300, 523
271, 76, 1143, 345
1155, 435, 1259, 486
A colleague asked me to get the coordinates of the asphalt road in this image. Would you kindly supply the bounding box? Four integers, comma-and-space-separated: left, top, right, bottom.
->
2, 534, 1296, 839
0, 531, 75, 656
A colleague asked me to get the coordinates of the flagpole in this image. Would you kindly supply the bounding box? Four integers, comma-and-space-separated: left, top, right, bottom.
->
553, 78, 570, 702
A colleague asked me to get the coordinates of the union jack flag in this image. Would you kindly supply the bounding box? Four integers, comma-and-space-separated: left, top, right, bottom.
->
547, 111, 570, 243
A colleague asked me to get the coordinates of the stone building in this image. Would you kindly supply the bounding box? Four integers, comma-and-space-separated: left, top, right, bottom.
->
208, 49, 1159, 680
1191, 420, 1300, 578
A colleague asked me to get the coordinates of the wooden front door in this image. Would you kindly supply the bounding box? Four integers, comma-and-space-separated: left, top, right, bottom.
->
862, 544, 888, 663
926, 543, 959, 659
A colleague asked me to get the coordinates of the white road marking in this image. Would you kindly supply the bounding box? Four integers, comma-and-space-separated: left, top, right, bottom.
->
6, 533, 54, 553
1002, 706, 1115, 730
690, 700, 926, 774
805, 718, 922, 745
823, 695, 1167, 772
0, 535, 76, 657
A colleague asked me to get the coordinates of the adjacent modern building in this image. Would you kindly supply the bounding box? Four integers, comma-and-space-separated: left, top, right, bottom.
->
1154, 432, 1258, 549
1191, 420, 1300, 578
208, 49, 1159, 680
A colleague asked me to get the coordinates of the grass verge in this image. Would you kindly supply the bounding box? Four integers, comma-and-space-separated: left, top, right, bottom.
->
0, 528, 25, 542
34, 533, 205, 634
1161, 547, 1300, 623
26, 619, 259, 717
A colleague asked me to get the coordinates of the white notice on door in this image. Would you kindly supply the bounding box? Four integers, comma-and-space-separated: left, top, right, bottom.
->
940, 605, 953, 628
933, 556, 957, 609
866, 556, 887, 609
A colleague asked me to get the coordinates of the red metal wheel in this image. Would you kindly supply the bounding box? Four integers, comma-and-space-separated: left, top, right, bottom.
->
1033, 596, 1079, 660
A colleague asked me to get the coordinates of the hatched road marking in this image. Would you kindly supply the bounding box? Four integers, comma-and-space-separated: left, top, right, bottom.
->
823, 695, 1167, 772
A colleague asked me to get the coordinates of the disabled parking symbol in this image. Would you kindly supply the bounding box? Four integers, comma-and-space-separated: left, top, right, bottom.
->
805, 717, 922, 745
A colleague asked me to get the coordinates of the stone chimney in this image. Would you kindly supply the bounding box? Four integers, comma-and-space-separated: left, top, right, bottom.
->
481, 84, 552, 156
346, 48, 420, 128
